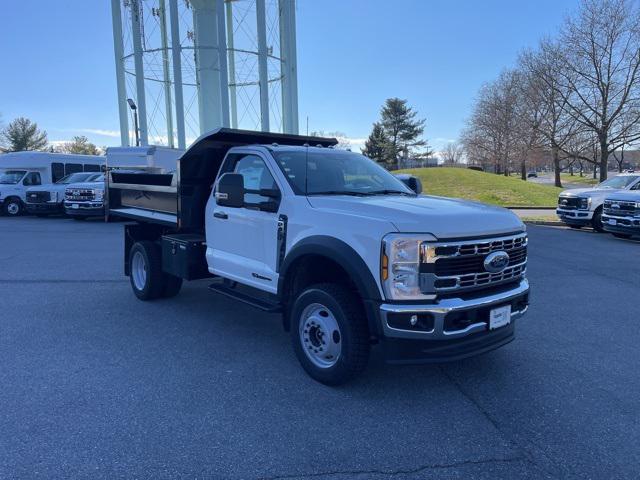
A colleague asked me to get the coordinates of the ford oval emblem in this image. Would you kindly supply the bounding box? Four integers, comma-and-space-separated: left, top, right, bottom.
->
484, 251, 510, 274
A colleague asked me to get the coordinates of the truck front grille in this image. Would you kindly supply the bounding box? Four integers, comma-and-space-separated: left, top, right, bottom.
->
603, 199, 638, 217
420, 233, 528, 296
558, 196, 580, 209
65, 189, 95, 201
27, 191, 51, 203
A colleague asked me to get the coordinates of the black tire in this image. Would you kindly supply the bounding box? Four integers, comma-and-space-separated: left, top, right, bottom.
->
129, 241, 165, 300
592, 208, 604, 232
569, 225, 582, 229
613, 233, 632, 239
290, 283, 370, 386
162, 275, 183, 298
3, 197, 23, 216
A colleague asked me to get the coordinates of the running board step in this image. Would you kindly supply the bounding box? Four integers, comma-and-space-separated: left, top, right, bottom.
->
208, 283, 282, 313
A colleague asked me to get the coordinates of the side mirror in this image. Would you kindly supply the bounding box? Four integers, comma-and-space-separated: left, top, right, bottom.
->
215, 173, 244, 208
395, 174, 423, 194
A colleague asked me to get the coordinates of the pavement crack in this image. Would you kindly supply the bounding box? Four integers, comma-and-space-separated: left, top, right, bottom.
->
439, 366, 562, 479
258, 456, 526, 479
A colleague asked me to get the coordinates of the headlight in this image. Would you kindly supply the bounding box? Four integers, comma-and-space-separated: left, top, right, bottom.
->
579, 197, 590, 209
94, 189, 104, 201
381, 233, 436, 300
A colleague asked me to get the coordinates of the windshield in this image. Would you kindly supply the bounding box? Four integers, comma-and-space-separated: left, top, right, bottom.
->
598, 175, 639, 189
55, 172, 97, 184
0, 170, 27, 184
271, 149, 414, 196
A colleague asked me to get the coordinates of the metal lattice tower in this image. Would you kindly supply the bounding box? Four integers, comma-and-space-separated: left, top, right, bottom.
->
111, 0, 299, 148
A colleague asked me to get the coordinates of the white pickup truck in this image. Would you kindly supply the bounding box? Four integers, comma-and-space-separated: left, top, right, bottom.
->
108, 129, 530, 385
556, 173, 640, 231
602, 191, 640, 239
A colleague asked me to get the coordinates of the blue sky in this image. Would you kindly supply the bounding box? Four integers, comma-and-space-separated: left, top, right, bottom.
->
0, 0, 578, 152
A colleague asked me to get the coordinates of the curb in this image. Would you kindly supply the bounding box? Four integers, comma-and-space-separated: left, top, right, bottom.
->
506, 206, 556, 210
522, 220, 564, 226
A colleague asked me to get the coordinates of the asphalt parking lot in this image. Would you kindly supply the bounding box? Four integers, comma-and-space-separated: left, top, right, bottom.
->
1, 217, 639, 479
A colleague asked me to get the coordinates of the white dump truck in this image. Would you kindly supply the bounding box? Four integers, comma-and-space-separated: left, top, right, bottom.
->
108, 129, 530, 385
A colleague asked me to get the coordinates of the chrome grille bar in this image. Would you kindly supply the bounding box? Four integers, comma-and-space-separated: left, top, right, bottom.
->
420, 232, 528, 295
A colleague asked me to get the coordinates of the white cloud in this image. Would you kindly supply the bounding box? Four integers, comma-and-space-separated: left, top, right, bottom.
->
77, 128, 121, 138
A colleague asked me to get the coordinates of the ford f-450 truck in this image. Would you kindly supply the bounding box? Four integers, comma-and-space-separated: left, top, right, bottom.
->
556, 173, 640, 231
108, 129, 530, 385
602, 191, 640, 239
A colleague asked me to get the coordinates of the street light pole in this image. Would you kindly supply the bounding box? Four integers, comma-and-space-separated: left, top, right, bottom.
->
127, 98, 140, 147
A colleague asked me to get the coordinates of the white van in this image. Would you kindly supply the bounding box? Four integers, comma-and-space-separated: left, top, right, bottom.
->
0, 152, 103, 216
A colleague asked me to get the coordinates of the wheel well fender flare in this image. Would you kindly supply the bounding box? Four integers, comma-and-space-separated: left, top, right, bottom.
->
278, 236, 383, 337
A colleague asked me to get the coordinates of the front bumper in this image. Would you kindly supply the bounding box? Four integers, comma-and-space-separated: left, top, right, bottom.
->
601, 214, 640, 236
26, 202, 63, 214
556, 208, 593, 225
378, 279, 529, 363
64, 201, 104, 216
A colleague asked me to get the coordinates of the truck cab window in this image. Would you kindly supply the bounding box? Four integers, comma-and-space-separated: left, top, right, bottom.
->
23, 172, 41, 186
233, 155, 278, 207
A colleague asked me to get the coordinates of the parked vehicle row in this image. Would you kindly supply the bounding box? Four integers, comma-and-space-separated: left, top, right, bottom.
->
556, 173, 640, 240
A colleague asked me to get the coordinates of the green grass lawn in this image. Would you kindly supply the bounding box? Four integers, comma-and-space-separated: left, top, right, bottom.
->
560, 173, 599, 186
396, 167, 562, 207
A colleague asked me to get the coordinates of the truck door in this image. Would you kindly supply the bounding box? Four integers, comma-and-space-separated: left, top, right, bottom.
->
207, 153, 281, 294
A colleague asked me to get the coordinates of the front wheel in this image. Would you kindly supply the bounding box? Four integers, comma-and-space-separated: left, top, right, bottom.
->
290, 283, 370, 386
3, 198, 23, 216
592, 208, 604, 232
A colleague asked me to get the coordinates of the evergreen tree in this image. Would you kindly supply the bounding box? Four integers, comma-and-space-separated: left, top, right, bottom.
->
380, 98, 429, 168
361, 122, 391, 165
0, 117, 48, 152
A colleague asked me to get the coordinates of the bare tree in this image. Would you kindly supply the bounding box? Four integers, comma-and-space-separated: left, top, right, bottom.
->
310, 130, 351, 150
440, 142, 464, 164
462, 69, 533, 176
555, 0, 640, 181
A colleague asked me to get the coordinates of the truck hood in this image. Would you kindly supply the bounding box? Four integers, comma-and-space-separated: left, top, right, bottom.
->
560, 187, 625, 198
602, 190, 640, 202
66, 181, 104, 190
307, 195, 524, 239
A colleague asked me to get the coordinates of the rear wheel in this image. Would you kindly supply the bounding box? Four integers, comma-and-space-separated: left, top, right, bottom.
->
290, 283, 370, 385
592, 208, 604, 232
129, 241, 183, 300
3, 198, 23, 216
613, 233, 632, 239
129, 241, 165, 300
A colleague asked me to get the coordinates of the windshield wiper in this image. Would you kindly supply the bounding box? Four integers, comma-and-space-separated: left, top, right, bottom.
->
368, 189, 416, 196
307, 190, 372, 197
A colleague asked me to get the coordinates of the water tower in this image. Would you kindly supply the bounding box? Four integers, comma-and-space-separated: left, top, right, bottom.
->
110, 0, 299, 149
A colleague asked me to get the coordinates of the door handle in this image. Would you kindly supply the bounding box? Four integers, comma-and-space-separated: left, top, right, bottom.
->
214, 211, 228, 220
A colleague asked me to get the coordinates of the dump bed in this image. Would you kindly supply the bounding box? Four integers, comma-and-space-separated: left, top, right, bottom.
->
107, 128, 336, 230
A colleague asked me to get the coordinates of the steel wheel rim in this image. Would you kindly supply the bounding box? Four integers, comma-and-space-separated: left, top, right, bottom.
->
7, 202, 19, 215
299, 303, 342, 369
131, 251, 147, 291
